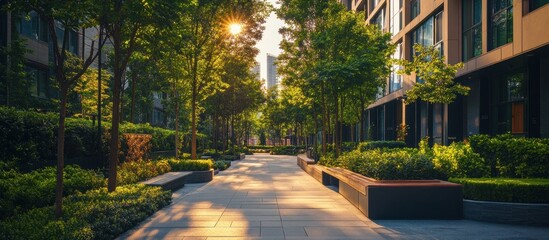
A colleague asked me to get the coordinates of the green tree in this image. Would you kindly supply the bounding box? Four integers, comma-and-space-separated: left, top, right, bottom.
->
74, 67, 112, 119
7, 0, 106, 217
278, 0, 393, 155
398, 44, 469, 104
398, 44, 469, 145
101, 0, 183, 191
172, 0, 269, 158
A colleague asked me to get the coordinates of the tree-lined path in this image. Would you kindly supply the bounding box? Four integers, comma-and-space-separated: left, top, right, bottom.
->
120, 154, 549, 239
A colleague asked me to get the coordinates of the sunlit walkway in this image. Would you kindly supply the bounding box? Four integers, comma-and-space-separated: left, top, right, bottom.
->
120, 154, 549, 240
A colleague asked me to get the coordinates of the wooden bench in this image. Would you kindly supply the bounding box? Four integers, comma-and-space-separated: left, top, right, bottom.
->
321, 167, 462, 219
297, 155, 325, 183
142, 172, 192, 191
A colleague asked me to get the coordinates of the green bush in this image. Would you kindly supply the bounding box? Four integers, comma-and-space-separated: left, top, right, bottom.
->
0, 107, 57, 171
168, 159, 213, 171
449, 178, 549, 203
117, 160, 171, 185
336, 148, 446, 180
213, 160, 231, 171
0, 184, 171, 240
432, 142, 489, 178
120, 122, 179, 152
0, 165, 105, 219
357, 141, 407, 151
469, 134, 549, 178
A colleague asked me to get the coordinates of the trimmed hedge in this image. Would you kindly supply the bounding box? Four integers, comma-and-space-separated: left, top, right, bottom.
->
449, 178, 549, 203
0, 184, 171, 240
469, 134, 549, 178
0, 107, 57, 172
0, 107, 182, 172
168, 159, 214, 171
248, 145, 274, 150
357, 141, 407, 151
120, 122, 180, 152
0, 165, 105, 220
270, 145, 306, 155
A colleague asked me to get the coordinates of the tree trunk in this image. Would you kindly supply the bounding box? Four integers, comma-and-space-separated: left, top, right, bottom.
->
130, 73, 137, 123
54, 84, 68, 218
175, 99, 180, 158
108, 53, 122, 192
333, 94, 339, 157
191, 92, 197, 159
359, 109, 364, 142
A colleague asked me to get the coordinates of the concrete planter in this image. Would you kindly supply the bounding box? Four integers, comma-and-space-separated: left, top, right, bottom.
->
463, 199, 549, 226
180, 169, 214, 183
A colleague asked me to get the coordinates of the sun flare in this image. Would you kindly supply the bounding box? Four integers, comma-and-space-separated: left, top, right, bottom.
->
229, 23, 243, 35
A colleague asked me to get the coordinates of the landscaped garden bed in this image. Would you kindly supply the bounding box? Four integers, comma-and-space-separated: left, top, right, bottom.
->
304, 136, 549, 223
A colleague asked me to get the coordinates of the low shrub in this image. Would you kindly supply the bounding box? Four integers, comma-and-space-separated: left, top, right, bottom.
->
168, 159, 213, 171
0, 184, 171, 240
0, 165, 105, 219
336, 148, 446, 180
449, 178, 549, 203
117, 160, 171, 185
357, 141, 407, 151
432, 142, 489, 178
469, 134, 549, 178
213, 160, 231, 171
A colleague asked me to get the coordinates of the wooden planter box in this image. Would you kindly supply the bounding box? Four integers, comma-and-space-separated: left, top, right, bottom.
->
463, 199, 549, 226
180, 169, 214, 183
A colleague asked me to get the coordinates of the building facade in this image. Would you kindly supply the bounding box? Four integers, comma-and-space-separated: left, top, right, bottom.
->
343, 0, 549, 145
266, 53, 279, 89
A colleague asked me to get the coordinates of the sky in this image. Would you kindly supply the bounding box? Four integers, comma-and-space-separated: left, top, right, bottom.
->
254, 0, 285, 81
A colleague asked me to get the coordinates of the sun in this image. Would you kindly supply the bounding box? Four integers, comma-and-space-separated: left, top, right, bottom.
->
229, 23, 243, 35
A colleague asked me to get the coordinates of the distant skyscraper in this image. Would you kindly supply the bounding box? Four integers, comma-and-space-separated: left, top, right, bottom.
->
252, 63, 260, 81
266, 54, 278, 89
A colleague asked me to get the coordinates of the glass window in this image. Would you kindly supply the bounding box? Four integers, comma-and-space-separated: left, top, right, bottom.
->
411, 0, 420, 19
27, 66, 48, 98
492, 72, 525, 134
411, 16, 434, 56
54, 22, 79, 55
530, 0, 549, 11
463, 0, 482, 61
390, 0, 403, 36
390, 43, 403, 93
18, 11, 48, 42
489, 0, 513, 50
372, 8, 385, 31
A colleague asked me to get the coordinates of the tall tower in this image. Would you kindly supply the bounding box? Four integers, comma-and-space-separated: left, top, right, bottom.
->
266, 53, 278, 89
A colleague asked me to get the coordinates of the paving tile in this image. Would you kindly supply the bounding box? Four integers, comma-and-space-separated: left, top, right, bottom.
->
260, 227, 285, 237
121, 155, 549, 240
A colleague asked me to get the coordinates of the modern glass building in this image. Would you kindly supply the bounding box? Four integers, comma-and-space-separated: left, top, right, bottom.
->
341, 0, 549, 145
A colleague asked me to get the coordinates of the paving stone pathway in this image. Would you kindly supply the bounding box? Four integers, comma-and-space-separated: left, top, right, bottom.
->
119, 154, 549, 240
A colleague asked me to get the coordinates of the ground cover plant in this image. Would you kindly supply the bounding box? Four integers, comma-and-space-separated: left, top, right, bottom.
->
0, 184, 171, 240
0, 165, 105, 220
